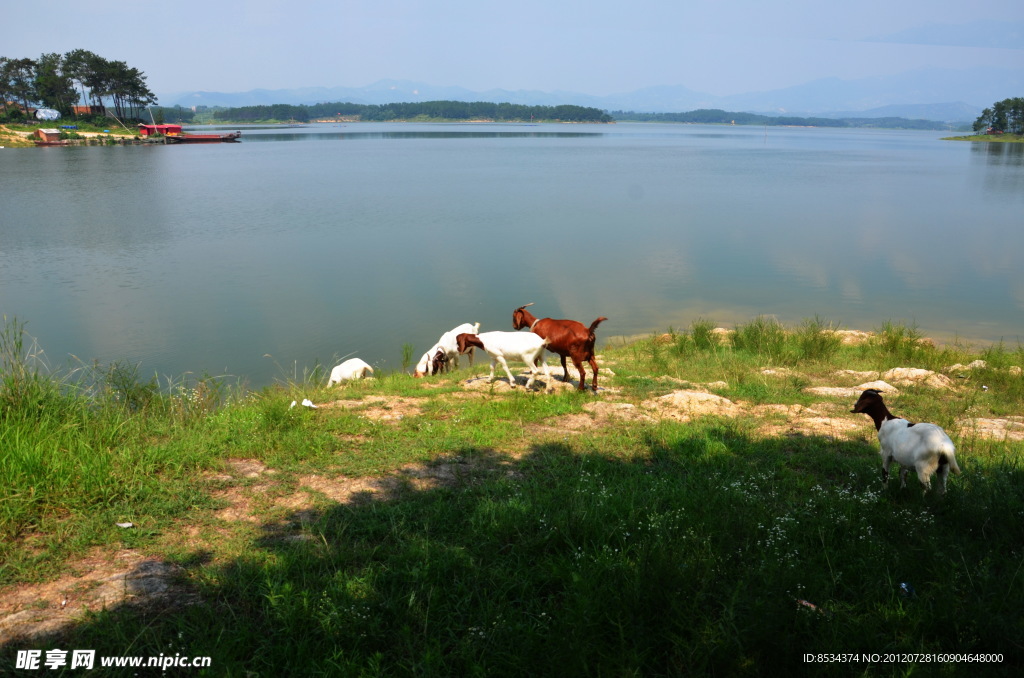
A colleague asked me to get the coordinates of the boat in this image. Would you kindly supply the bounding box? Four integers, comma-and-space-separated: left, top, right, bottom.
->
165, 131, 241, 144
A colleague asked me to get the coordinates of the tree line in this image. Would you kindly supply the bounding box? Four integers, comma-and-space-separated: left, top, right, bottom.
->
0, 50, 156, 123
973, 98, 1024, 135
212, 100, 613, 123
610, 108, 957, 131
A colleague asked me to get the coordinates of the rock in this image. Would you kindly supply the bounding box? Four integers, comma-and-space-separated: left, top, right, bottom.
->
830, 330, 872, 345
962, 417, 1024, 441
710, 328, 734, 343
804, 381, 898, 399
947, 360, 988, 373
881, 368, 954, 389
642, 390, 739, 421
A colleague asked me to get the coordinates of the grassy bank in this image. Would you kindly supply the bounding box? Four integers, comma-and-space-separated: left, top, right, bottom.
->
942, 133, 1024, 143
1, 317, 1022, 675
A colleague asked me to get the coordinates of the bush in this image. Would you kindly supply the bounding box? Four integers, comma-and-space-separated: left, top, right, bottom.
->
732, 316, 787, 360
795, 316, 842, 362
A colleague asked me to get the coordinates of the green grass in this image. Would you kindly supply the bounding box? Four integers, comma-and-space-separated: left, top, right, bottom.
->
1, 316, 1023, 676
943, 133, 1024, 143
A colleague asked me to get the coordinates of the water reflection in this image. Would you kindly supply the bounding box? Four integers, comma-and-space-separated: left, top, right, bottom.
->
974, 141, 1024, 165
971, 142, 1024, 195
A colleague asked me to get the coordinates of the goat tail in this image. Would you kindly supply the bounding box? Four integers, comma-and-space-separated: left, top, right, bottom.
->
588, 316, 608, 335
941, 452, 962, 475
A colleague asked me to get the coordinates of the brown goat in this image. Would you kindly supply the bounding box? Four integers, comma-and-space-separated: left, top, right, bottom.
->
512, 303, 607, 391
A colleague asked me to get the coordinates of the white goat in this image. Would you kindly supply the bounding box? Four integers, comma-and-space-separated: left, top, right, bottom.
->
851, 388, 961, 496
413, 322, 480, 377
456, 331, 552, 390
327, 358, 374, 386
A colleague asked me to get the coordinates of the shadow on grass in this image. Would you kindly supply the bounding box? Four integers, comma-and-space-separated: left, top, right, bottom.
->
3, 428, 1023, 676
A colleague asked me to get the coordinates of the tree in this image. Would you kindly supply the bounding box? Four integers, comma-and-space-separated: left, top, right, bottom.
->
973, 97, 1024, 135
0, 57, 13, 116
34, 52, 77, 115
0, 50, 157, 123
63, 49, 100, 116
5, 57, 37, 118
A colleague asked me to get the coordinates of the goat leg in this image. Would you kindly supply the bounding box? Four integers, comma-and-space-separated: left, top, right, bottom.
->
588, 357, 600, 391
571, 357, 587, 391
495, 355, 518, 388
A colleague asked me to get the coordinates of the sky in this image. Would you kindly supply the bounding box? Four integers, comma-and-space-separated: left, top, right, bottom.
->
6, 0, 1023, 98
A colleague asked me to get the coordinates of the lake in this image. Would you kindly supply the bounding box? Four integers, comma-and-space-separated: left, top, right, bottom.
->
2, 123, 1022, 389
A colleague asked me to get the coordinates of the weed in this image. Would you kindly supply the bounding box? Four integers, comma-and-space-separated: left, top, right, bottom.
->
795, 315, 843, 362
732, 315, 787, 361
873, 319, 927, 363
402, 342, 417, 373
690, 317, 720, 352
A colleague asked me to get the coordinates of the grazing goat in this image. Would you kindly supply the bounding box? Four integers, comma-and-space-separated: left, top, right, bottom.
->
456, 331, 551, 390
851, 388, 961, 496
413, 322, 480, 377
512, 303, 607, 391
327, 358, 374, 386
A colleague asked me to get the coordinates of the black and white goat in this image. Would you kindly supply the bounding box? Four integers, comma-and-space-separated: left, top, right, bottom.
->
456, 331, 552, 390
413, 322, 480, 377
851, 388, 961, 496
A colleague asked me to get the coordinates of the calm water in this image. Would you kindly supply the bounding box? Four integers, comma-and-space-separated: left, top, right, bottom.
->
2, 123, 1022, 388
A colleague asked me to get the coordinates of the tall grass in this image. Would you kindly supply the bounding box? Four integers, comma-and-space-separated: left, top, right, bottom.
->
795, 315, 843, 362
0, 319, 231, 579
732, 315, 787, 361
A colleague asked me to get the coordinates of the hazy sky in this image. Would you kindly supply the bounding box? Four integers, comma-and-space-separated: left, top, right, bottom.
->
6, 0, 1023, 97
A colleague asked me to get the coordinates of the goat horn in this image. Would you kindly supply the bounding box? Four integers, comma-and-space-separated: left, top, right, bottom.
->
522, 302, 535, 308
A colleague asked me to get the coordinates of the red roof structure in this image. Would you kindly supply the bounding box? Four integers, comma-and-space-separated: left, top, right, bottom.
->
138, 124, 182, 137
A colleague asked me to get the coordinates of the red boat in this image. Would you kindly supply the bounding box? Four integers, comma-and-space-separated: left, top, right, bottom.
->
166, 131, 241, 143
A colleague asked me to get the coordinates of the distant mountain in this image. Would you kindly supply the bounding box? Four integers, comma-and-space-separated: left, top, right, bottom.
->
158, 67, 1021, 123
815, 102, 983, 122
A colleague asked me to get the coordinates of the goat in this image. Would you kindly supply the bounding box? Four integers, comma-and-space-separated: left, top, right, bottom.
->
851, 388, 961, 496
327, 358, 374, 386
456, 331, 551, 390
413, 322, 480, 377
512, 303, 607, 391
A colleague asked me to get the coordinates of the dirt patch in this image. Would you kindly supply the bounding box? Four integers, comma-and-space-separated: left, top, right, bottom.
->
752, 403, 862, 439
459, 362, 618, 394
833, 370, 880, 382
0, 550, 197, 644
320, 395, 425, 421
538, 400, 657, 434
